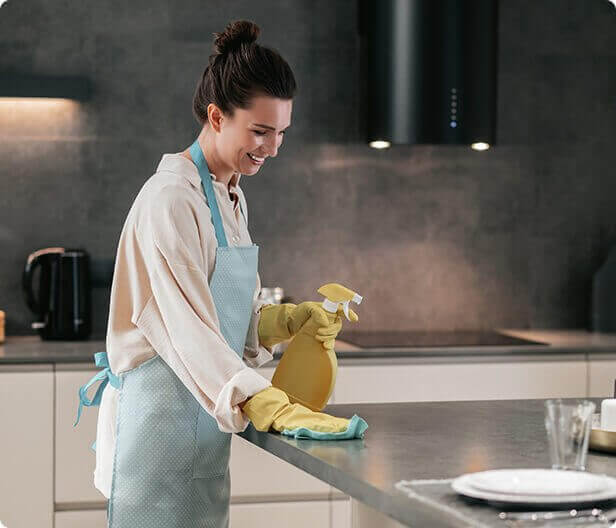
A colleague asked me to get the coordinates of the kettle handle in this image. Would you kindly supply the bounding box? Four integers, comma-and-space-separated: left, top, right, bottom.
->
22, 247, 65, 315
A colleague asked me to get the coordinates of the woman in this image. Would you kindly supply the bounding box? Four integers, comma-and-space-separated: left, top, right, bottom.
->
76, 20, 364, 528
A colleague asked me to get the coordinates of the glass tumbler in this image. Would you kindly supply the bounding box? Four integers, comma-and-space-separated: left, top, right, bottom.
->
258, 287, 284, 305
544, 399, 596, 471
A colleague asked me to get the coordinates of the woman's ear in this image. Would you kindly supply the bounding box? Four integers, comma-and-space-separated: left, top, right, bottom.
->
207, 103, 224, 133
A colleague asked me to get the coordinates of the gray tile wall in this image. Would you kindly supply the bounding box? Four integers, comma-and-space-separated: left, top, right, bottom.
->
1, 0, 615, 336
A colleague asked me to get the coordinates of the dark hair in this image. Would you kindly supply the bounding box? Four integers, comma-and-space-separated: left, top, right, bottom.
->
192, 20, 297, 125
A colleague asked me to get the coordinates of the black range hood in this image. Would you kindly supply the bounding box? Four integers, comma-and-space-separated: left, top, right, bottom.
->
359, 0, 498, 149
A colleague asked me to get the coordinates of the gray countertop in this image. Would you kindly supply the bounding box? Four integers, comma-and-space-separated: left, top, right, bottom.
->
2, 330, 616, 365
0, 336, 105, 365
238, 399, 616, 528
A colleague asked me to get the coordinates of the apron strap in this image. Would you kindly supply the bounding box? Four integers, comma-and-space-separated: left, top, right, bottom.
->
189, 140, 228, 248
74, 352, 121, 427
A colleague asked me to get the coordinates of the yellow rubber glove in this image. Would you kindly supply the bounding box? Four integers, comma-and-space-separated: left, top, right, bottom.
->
258, 302, 342, 349
314, 305, 359, 350
241, 386, 350, 433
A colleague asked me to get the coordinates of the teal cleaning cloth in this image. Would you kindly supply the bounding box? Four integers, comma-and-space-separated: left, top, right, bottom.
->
281, 414, 368, 440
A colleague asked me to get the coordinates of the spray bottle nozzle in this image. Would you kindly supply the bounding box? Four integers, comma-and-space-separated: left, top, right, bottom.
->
318, 283, 362, 321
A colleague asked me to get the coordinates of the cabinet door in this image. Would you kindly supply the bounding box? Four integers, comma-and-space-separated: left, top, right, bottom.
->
230, 436, 330, 498
56, 368, 106, 504
55, 510, 107, 528
230, 500, 330, 528
588, 358, 616, 397
230, 366, 330, 499
0, 369, 54, 528
351, 499, 407, 528
332, 498, 351, 528
334, 360, 587, 403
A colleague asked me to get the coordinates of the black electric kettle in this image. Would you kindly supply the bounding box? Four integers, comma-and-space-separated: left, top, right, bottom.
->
22, 247, 92, 340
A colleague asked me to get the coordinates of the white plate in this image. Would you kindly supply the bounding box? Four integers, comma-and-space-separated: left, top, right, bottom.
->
452, 469, 616, 506
469, 469, 608, 496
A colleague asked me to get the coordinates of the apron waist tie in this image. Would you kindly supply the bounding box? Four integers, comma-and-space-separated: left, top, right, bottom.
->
74, 351, 121, 427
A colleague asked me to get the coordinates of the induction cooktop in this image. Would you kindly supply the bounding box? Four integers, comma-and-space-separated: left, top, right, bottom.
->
337, 330, 547, 348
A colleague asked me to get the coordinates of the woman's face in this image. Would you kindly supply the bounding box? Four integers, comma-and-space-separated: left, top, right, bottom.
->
214, 95, 293, 176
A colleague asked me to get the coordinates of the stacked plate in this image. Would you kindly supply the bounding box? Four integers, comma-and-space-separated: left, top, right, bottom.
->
452, 469, 616, 506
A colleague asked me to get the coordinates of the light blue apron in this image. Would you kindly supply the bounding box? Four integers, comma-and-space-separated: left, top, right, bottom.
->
76, 140, 258, 527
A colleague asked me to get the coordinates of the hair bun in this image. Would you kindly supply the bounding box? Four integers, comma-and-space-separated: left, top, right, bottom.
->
214, 20, 260, 55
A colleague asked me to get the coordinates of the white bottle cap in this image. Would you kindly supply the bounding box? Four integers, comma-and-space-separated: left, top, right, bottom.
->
322, 298, 339, 314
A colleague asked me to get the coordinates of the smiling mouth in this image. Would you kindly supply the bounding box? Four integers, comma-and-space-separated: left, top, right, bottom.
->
247, 153, 265, 165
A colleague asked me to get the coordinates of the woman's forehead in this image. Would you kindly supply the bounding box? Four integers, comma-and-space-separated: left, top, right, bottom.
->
239, 96, 292, 128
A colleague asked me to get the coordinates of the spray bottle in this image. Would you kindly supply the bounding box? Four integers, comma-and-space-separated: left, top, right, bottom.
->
271, 283, 362, 412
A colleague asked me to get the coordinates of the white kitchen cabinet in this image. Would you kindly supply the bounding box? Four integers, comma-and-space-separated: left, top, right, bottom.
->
229, 500, 330, 528
0, 367, 54, 528
55, 509, 107, 528
334, 359, 587, 404
55, 366, 106, 505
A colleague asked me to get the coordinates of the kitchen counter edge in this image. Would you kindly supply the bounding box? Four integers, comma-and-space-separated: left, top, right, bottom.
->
2, 329, 616, 368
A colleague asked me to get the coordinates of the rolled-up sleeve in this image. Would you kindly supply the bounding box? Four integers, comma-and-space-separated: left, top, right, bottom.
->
135, 185, 270, 433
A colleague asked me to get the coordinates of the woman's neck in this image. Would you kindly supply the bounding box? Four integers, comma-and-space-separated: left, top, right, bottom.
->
182, 128, 236, 187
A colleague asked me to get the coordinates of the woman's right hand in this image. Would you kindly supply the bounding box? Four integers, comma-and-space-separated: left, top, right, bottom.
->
257, 302, 338, 349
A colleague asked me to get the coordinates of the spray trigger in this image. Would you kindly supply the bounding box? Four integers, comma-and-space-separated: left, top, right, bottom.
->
319, 284, 362, 320
342, 293, 362, 320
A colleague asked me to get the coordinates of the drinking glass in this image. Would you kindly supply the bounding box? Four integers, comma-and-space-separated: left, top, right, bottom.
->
544, 399, 595, 471
258, 287, 284, 304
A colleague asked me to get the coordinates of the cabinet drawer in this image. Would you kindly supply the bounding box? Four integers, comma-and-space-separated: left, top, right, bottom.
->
588, 359, 616, 397
55, 510, 107, 528
55, 502, 329, 528
56, 368, 104, 503
332, 497, 351, 528
334, 361, 587, 403
230, 500, 330, 528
